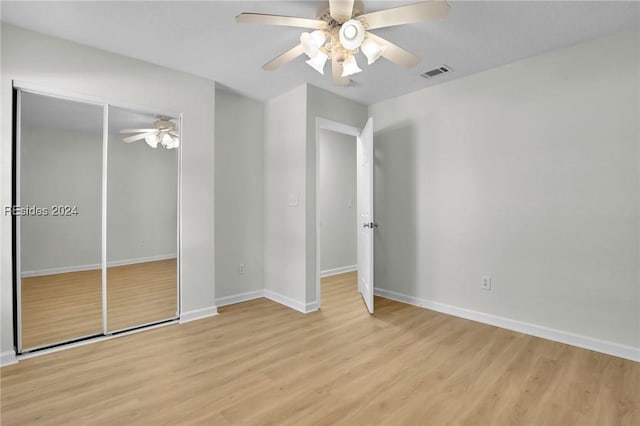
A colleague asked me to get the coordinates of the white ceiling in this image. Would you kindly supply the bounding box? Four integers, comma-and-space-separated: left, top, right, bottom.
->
2, 1, 639, 105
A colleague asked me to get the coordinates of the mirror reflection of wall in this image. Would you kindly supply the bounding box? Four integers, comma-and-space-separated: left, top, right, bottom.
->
106, 107, 178, 332
19, 92, 103, 350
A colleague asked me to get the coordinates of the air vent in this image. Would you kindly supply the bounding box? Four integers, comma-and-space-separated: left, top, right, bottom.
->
421, 65, 452, 79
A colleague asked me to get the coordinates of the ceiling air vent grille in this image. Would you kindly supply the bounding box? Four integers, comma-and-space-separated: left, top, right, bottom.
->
421, 65, 452, 79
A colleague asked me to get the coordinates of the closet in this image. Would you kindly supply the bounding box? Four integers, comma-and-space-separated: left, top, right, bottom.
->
15, 86, 180, 353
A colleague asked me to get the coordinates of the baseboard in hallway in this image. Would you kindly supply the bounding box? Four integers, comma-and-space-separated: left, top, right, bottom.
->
320, 265, 357, 278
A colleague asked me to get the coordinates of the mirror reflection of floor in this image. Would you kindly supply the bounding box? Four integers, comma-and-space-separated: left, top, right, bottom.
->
21, 269, 102, 350
107, 258, 177, 332
20, 258, 177, 351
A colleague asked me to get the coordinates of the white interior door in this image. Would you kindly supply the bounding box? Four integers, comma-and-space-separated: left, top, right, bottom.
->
357, 117, 375, 313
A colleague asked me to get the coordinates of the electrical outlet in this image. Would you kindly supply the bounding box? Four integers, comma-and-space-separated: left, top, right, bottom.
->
239, 263, 245, 274
481, 275, 491, 290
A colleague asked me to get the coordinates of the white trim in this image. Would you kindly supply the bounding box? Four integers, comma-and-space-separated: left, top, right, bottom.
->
177, 113, 183, 319
317, 117, 362, 137
320, 264, 358, 278
216, 290, 264, 307
21, 254, 178, 277
179, 306, 218, 324
264, 289, 318, 314
1, 351, 18, 367
15, 88, 23, 352
101, 103, 109, 335
374, 288, 640, 363
13, 80, 178, 118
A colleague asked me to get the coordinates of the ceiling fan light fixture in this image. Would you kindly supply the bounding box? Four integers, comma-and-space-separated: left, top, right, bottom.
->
145, 133, 159, 148
310, 29, 327, 47
339, 19, 365, 51
169, 137, 180, 149
341, 54, 362, 77
306, 50, 328, 74
300, 30, 326, 58
361, 38, 386, 65
161, 133, 174, 147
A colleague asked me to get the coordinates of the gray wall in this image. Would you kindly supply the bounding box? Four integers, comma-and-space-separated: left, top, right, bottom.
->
107, 131, 177, 264
319, 129, 357, 272
20, 112, 178, 274
1, 24, 216, 354
263, 85, 308, 303
20, 125, 102, 273
214, 88, 264, 299
369, 29, 640, 348
263, 84, 367, 307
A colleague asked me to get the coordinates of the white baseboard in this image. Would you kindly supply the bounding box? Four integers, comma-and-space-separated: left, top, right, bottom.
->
375, 288, 640, 363
216, 290, 264, 307
179, 305, 218, 324
264, 289, 318, 314
1, 350, 18, 367
22, 254, 177, 278
320, 264, 357, 278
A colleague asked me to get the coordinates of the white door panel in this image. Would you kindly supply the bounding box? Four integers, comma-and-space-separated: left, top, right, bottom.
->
357, 117, 374, 314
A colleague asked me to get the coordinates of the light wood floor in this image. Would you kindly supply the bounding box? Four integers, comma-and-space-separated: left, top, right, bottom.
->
3, 271, 638, 425
20, 259, 177, 350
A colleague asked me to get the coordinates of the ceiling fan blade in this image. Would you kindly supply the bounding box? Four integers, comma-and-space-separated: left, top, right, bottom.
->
359, 0, 450, 30
122, 132, 154, 143
329, 0, 355, 22
263, 44, 306, 71
120, 129, 157, 133
236, 13, 328, 29
365, 32, 419, 68
332, 55, 350, 86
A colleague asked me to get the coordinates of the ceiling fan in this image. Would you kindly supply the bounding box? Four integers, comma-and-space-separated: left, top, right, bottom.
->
236, 0, 450, 85
120, 116, 179, 149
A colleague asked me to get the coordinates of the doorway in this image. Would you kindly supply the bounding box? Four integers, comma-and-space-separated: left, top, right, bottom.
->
315, 117, 375, 313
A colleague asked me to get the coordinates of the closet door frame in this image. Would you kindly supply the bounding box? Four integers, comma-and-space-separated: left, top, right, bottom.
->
13, 81, 183, 353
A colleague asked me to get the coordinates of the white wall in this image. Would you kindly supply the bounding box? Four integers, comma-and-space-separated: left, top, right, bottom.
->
319, 129, 357, 273
369, 29, 640, 350
1, 24, 216, 354
263, 85, 308, 304
214, 88, 264, 299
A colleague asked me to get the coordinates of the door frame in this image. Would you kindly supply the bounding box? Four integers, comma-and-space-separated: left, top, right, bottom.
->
314, 117, 364, 309
12, 80, 183, 353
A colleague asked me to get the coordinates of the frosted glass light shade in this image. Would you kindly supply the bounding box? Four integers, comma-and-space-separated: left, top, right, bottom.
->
145, 133, 159, 148
361, 38, 386, 65
306, 50, 328, 74
310, 30, 326, 48
165, 137, 179, 149
161, 133, 173, 146
339, 20, 365, 50
341, 54, 362, 77
300, 30, 326, 58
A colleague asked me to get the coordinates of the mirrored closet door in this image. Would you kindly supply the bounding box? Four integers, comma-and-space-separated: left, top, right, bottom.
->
106, 107, 178, 332
16, 87, 180, 353
18, 92, 104, 351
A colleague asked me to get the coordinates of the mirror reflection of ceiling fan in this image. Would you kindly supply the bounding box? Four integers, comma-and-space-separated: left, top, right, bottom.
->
236, 0, 450, 85
120, 116, 179, 149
